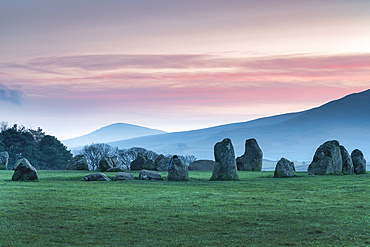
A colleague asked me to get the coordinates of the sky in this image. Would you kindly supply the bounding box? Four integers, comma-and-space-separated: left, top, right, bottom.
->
1, 0, 370, 140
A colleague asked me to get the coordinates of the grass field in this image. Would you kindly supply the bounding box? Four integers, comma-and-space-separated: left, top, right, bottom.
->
0, 170, 369, 246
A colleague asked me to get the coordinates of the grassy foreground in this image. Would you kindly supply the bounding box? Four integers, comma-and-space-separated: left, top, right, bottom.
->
0, 170, 369, 247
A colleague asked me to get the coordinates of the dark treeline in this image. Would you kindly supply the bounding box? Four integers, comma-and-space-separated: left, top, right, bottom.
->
0, 122, 71, 170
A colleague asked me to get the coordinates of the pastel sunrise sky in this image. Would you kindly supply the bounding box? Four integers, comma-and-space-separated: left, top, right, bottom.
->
1, 0, 370, 140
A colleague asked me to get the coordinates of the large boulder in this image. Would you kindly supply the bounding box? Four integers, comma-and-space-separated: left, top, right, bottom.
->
139, 170, 163, 180
168, 155, 189, 181
340, 145, 354, 175
66, 155, 89, 170
143, 159, 155, 170
307, 140, 342, 175
154, 155, 171, 171
0, 151, 9, 170
99, 157, 114, 172
12, 158, 39, 181
236, 138, 263, 171
130, 154, 146, 170
274, 157, 295, 178
351, 149, 366, 174
189, 160, 216, 171
210, 138, 238, 181
114, 172, 134, 181
84, 173, 111, 181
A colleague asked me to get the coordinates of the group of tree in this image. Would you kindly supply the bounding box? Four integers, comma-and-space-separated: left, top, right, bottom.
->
0, 122, 71, 170
79, 143, 196, 170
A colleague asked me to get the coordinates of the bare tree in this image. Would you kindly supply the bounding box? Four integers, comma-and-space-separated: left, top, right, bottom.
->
80, 143, 116, 170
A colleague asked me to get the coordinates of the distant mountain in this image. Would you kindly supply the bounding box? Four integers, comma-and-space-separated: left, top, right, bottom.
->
108, 89, 370, 169
62, 123, 166, 148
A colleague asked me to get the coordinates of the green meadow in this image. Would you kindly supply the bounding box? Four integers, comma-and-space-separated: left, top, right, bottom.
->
0, 170, 369, 247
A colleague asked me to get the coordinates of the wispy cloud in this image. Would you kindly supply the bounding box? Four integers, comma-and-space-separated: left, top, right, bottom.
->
0, 84, 23, 105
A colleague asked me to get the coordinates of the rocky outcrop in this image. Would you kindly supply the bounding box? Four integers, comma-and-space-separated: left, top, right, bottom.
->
210, 138, 238, 181
130, 154, 146, 170
114, 172, 134, 181
12, 158, 39, 181
99, 157, 114, 172
84, 173, 111, 181
307, 140, 342, 175
351, 149, 366, 174
188, 160, 216, 171
274, 158, 295, 177
340, 145, 354, 175
154, 155, 171, 171
236, 138, 263, 171
139, 170, 163, 180
168, 155, 189, 181
0, 151, 9, 170
66, 155, 89, 170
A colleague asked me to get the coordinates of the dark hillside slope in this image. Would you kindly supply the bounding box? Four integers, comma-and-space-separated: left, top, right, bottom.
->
109, 89, 370, 162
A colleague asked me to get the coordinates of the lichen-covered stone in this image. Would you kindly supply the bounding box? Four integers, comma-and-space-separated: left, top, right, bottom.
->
351, 149, 366, 174
274, 157, 295, 177
66, 155, 89, 170
84, 173, 111, 181
168, 155, 189, 181
236, 138, 263, 171
210, 138, 238, 181
139, 170, 163, 180
143, 159, 155, 170
307, 140, 342, 175
114, 172, 134, 181
130, 154, 146, 170
340, 145, 354, 175
12, 158, 39, 181
154, 155, 171, 171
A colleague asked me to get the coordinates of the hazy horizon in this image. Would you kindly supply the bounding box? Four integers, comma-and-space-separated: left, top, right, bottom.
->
1, 0, 370, 140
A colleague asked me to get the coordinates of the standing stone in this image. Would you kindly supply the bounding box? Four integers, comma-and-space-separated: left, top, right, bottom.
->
351, 149, 366, 174
139, 170, 163, 180
307, 140, 342, 175
168, 155, 189, 181
340, 145, 354, 175
143, 159, 155, 170
236, 138, 263, 171
274, 157, 295, 177
12, 158, 39, 181
84, 173, 111, 181
66, 155, 89, 170
114, 172, 134, 181
0, 151, 9, 170
210, 138, 238, 181
99, 157, 114, 172
154, 155, 171, 171
189, 160, 216, 171
130, 154, 146, 170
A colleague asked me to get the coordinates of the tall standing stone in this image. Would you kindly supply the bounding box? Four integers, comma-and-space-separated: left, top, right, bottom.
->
274, 157, 295, 178
340, 145, 354, 175
236, 138, 263, 171
154, 155, 171, 171
0, 151, 9, 170
168, 155, 189, 181
12, 158, 39, 181
210, 138, 238, 181
130, 154, 146, 170
351, 149, 366, 174
307, 140, 342, 175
